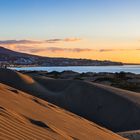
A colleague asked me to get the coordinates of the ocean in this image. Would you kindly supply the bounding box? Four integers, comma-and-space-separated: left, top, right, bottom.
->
9, 65, 140, 74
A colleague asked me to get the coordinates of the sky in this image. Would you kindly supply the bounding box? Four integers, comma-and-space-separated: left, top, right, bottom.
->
0, 0, 140, 63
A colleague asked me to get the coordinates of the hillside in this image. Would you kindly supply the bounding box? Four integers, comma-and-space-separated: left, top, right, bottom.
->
0, 82, 126, 140
1, 68, 140, 133
0, 46, 123, 66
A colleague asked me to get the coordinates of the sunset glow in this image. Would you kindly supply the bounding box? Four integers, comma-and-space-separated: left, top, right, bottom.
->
0, 0, 140, 63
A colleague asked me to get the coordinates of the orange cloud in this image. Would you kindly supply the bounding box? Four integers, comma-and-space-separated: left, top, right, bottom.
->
0, 38, 81, 45
0, 38, 140, 63
13, 46, 92, 53
45, 38, 81, 43
46, 47, 92, 52
0, 40, 42, 45
63, 38, 81, 42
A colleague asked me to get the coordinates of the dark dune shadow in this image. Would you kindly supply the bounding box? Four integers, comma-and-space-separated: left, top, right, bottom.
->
28, 118, 49, 128
32, 98, 48, 108
71, 136, 79, 140
0, 106, 6, 111
9, 89, 19, 94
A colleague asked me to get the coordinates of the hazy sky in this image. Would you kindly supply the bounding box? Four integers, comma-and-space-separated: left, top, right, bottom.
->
0, 0, 140, 63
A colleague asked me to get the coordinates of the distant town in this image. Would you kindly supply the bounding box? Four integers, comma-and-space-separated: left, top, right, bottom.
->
0, 46, 123, 67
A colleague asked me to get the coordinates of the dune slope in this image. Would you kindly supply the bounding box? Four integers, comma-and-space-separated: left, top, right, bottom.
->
1, 68, 140, 132
0, 83, 126, 140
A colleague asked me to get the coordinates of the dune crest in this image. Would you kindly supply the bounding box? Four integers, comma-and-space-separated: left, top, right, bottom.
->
1, 69, 140, 132
0, 83, 126, 140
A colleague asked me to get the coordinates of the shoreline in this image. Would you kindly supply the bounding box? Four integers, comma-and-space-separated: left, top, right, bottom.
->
8, 65, 140, 74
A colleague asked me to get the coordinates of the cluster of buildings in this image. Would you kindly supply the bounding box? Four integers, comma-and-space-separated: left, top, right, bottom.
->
0, 62, 9, 68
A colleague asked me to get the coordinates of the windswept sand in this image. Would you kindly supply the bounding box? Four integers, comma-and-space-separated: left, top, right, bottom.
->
1, 69, 140, 133
119, 130, 140, 140
0, 83, 126, 140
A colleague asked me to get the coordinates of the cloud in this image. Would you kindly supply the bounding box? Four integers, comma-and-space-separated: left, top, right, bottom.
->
45, 38, 81, 43
0, 38, 81, 45
13, 46, 92, 53
98, 48, 140, 52
99, 49, 114, 52
46, 39, 62, 43
1, 39, 140, 55
46, 47, 92, 52
63, 38, 81, 42
6, 44, 140, 54
0, 40, 42, 45
14, 45, 43, 53
17, 47, 140, 54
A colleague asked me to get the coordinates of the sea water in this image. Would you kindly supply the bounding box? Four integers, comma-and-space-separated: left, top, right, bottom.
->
9, 65, 140, 74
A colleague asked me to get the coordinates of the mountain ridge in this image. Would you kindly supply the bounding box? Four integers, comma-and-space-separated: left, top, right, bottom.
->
0, 46, 123, 66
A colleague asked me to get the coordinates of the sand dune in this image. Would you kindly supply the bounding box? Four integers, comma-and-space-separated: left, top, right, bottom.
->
1, 68, 140, 133
119, 130, 140, 140
0, 83, 126, 140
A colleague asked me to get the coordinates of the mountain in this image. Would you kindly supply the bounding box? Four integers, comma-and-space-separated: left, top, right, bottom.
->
0, 46, 26, 56
0, 46, 123, 66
